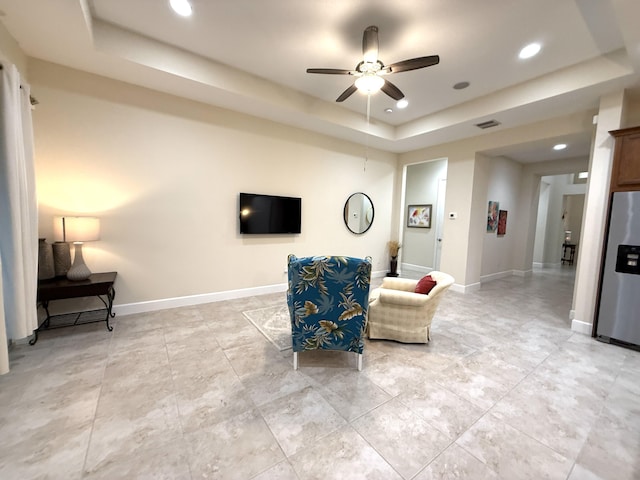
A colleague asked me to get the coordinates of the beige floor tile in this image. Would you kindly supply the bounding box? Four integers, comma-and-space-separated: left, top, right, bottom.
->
289, 425, 403, 480
174, 367, 255, 433
352, 398, 451, 479
184, 409, 284, 479
456, 413, 573, 480
83, 440, 192, 480
413, 444, 499, 480
306, 368, 392, 422
397, 381, 485, 439
433, 363, 509, 410
240, 364, 312, 407
259, 386, 347, 456
251, 460, 300, 480
0, 420, 92, 480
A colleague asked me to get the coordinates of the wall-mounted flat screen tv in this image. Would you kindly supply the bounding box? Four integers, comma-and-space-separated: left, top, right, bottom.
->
239, 192, 302, 234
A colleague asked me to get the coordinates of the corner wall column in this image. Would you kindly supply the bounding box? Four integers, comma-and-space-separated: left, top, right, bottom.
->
571, 90, 626, 334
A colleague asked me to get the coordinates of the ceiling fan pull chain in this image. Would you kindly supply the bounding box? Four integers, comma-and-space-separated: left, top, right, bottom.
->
364, 94, 371, 173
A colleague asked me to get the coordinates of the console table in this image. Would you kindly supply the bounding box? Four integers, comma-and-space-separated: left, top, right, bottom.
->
561, 243, 576, 265
31, 272, 117, 345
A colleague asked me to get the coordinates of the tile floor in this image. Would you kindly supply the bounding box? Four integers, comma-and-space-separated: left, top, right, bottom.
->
1, 267, 639, 479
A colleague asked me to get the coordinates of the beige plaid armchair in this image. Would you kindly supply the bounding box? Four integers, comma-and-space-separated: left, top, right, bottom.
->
367, 271, 454, 343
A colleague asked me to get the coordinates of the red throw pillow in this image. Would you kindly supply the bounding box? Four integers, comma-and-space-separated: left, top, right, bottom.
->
415, 275, 437, 295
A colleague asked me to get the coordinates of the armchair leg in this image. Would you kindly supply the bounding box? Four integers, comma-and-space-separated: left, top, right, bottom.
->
293, 352, 298, 370
357, 353, 363, 371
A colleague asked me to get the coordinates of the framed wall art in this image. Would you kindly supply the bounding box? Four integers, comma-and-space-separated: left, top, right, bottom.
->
497, 209, 508, 235
407, 204, 432, 228
487, 201, 499, 232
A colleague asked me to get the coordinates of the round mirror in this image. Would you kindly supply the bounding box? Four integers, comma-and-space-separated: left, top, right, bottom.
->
343, 192, 374, 235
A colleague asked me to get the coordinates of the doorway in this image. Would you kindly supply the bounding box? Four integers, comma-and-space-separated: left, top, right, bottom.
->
533, 174, 587, 268
400, 158, 448, 276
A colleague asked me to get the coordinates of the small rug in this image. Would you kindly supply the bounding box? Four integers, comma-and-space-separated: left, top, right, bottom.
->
243, 305, 292, 351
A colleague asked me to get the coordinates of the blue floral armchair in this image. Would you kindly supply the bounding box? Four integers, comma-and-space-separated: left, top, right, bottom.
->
287, 255, 372, 370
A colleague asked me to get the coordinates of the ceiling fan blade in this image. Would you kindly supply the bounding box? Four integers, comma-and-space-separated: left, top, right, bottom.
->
362, 25, 379, 63
387, 55, 440, 73
381, 80, 405, 101
306, 68, 353, 75
336, 84, 358, 102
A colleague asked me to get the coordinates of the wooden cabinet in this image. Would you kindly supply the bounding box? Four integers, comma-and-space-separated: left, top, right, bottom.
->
610, 126, 640, 192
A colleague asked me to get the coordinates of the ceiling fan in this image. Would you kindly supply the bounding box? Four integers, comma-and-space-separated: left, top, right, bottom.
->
306, 25, 440, 102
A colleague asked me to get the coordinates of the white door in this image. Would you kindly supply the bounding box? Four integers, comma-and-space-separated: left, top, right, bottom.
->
434, 178, 446, 270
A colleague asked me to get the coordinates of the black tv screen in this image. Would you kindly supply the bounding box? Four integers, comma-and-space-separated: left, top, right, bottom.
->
239, 193, 301, 234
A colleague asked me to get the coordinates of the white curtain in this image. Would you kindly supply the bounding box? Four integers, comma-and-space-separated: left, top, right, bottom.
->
0, 62, 39, 375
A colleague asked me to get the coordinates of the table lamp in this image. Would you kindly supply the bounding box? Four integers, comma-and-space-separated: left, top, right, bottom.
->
60, 217, 100, 281
52, 217, 71, 277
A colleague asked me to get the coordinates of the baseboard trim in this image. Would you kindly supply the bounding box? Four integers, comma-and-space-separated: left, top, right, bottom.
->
571, 319, 593, 335
451, 282, 480, 294
113, 269, 389, 317
479, 269, 532, 283
480, 271, 513, 283
539, 262, 561, 268
513, 269, 533, 278
401, 263, 432, 275
114, 283, 288, 316
372, 269, 388, 279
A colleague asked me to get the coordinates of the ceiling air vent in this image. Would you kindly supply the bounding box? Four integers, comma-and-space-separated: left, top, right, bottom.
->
475, 119, 501, 129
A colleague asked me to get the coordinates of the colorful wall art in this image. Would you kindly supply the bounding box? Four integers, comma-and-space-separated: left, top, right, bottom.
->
408, 204, 432, 228
487, 201, 499, 232
498, 209, 508, 235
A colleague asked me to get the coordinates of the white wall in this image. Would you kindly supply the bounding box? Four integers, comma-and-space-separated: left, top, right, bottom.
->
0, 22, 27, 74
481, 156, 523, 279
30, 61, 398, 309
402, 159, 447, 270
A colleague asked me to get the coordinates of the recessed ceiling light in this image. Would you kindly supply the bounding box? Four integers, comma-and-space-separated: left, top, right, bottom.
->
553, 143, 567, 150
396, 99, 408, 109
384, 108, 393, 113
453, 81, 470, 90
170, 0, 192, 16
519, 42, 541, 59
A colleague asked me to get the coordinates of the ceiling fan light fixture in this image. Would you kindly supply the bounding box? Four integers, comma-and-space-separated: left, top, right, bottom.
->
306, 26, 439, 103
170, 0, 192, 17
355, 74, 385, 94
396, 99, 409, 109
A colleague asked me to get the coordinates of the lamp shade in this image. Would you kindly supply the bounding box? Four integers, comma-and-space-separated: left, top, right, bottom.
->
55, 217, 100, 243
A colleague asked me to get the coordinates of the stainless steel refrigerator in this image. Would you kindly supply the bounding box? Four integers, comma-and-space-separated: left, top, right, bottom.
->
596, 191, 640, 349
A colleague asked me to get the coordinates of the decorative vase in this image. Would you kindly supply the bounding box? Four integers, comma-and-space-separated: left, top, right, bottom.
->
52, 242, 71, 277
38, 238, 55, 280
388, 256, 399, 277
66, 243, 92, 281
